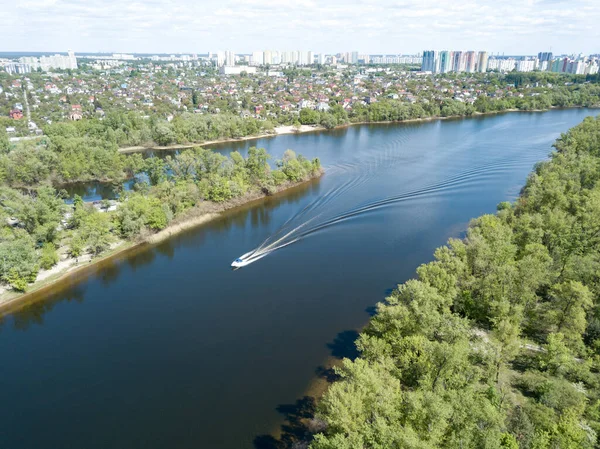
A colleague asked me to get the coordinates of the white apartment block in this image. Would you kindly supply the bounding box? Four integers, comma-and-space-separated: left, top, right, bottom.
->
18, 50, 77, 71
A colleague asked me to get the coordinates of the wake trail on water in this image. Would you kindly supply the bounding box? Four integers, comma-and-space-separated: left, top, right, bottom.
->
237, 146, 548, 266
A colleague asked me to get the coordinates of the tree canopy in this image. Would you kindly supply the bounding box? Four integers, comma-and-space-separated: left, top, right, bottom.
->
0, 146, 321, 291
312, 115, 600, 449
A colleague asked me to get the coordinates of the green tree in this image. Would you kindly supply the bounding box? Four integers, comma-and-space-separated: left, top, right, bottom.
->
144, 157, 166, 186
245, 146, 270, 182
0, 235, 38, 290
77, 211, 115, 256
39, 242, 59, 270
547, 281, 593, 345
153, 122, 176, 145
311, 115, 600, 449
0, 128, 9, 153
299, 108, 320, 125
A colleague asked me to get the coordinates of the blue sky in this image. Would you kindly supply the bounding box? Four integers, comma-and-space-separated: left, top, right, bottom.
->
3, 0, 599, 55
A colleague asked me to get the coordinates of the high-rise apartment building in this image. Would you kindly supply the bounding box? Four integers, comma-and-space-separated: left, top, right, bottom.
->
477, 51, 489, 72
297, 51, 306, 65
487, 58, 517, 72
225, 50, 235, 67
68, 50, 78, 70
421, 50, 438, 72
251, 51, 264, 66
4, 63, 32, 74
464, 51, 476, 73
538, 52, 553, 63
452, 51, 465, 72
516, 58, 536, 72
439, 51, 452, 73
371, 55, 422, 64
264, 50, 272, 65
271, 51, 280, 65
422, 49, 494, 74
216, 51, 225, 67
19, 50, 78, 71
538, 52, 553, 71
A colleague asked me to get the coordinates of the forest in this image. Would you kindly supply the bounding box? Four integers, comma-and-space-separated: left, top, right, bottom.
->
310, 115, 600, 448
343, 83, 600, 124
0, 146, 321, 291
0, 112, 276, 186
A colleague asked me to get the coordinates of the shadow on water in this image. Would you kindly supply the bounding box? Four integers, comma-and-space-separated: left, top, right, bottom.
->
326, 329, 360, 360
11, 286, 87, 331
314, 365, 339, 384
316, 329, 361, 384
253, 396, 322, 449
254, 329, 360, 449
0, 178, 321, 331
365, 305, 378, 317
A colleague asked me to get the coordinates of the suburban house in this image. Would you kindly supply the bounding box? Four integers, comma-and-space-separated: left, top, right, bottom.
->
69, 104, 83, 120
316, 101, 331, 112
9, 109, 23, 120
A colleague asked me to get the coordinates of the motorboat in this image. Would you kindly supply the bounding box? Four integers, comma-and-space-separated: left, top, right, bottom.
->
231, 257, 249, 268
231, 250, 258, 268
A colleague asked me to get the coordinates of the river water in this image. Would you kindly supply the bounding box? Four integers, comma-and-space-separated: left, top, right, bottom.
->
0, 109, 596, 449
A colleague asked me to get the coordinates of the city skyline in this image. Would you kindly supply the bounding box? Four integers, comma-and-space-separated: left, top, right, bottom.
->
3, 0, 599, 55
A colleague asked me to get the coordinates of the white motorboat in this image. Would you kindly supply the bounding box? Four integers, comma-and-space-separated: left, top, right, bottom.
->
231, 257, 249, 268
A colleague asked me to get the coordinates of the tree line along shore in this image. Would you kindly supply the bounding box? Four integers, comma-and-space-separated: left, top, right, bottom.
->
0, 145, 322, 299
113, 106, 598, 156
302, 115, 600, 449
2, 70, 600, 186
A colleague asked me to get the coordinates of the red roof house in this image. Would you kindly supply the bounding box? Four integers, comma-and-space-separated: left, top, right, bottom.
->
9, 109, 23, 120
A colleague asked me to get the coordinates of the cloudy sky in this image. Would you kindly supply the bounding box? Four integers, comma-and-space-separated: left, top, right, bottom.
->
3, 0, 599, 55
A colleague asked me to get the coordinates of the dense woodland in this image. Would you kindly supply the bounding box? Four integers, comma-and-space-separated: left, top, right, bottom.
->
0, 113, 276, 185
0, 146, 320, 291
311, 115, 600, 448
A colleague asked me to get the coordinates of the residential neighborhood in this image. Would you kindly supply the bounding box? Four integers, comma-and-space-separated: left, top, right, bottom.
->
2, 54, 599, 142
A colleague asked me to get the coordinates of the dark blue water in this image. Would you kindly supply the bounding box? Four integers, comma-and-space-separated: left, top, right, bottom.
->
0, 109, 596, 449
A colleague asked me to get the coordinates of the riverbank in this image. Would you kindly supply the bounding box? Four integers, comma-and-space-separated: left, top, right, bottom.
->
262, 107, 600, 449
116, 106, 598, 155
0, 171, 324, 315
1, 108, 597, 449
302, 116, 600, 449
117, 124, 322, 154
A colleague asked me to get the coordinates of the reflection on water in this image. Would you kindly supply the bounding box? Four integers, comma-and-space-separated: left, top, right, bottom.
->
0, 109, 597, 449
61, 178, 137, 203
59, 144, 322, 203
3, 177, 320, 327
11, 286, 87, 332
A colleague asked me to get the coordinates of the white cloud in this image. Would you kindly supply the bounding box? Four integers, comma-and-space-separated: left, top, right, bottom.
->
2, 0, 598, 54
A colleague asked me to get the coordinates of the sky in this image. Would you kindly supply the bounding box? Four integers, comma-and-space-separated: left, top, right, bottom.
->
2, 0, 599, 55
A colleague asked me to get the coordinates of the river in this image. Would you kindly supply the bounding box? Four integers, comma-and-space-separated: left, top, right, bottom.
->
0, 109, 597, 449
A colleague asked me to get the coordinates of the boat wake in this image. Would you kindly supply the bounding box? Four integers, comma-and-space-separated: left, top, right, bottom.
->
232, 146, 547, 268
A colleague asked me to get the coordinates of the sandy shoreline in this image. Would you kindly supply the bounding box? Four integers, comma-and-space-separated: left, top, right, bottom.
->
3, 107, 597, 312
116, 107, 599, 155
117, 124, 321, 154
0, 173, 323, 315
